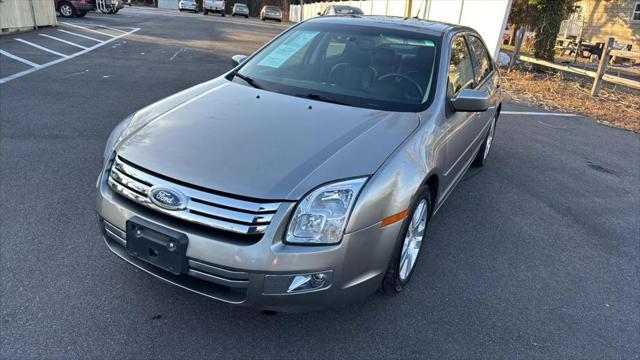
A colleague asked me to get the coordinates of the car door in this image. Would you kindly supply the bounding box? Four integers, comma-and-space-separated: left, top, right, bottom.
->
466, 33, 499, 135
441, 34, 479, 193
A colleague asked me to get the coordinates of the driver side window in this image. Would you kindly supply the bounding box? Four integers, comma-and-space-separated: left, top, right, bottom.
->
447, 36, 474, 98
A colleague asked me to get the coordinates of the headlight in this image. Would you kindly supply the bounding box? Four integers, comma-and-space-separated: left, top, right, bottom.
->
286, 178, 367, 245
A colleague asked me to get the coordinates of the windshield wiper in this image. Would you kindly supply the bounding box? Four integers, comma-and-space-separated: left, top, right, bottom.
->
233, 72, 262, 89
299, 93, 351, 106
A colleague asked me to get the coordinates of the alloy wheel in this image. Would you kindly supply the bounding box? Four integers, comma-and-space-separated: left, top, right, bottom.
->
398, 199, 428, 282
60, 4, 73, 17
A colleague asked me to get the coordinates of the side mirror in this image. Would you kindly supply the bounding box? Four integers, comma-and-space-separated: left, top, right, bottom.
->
231, 54, 248, 67
450, 89, 490, 112
317, 12, 322, 16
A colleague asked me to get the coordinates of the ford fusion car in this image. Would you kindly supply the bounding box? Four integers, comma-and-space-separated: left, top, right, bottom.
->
97, 16, 501, 312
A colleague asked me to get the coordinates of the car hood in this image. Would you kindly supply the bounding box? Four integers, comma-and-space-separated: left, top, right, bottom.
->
116, 80, 419, 200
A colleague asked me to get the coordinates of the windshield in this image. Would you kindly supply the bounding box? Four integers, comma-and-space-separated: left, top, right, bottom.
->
235, 4, 247, 8
234, 22, 440, 112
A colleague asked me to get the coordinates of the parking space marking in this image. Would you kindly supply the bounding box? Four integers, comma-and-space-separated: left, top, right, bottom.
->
502, 111, 577, 117
58, 29, 102, 42
0, 25, 140, 84
14, 38, 69, 58
0, 49, 41, 68
39, 34, 87, 49
59, 22, 116, 37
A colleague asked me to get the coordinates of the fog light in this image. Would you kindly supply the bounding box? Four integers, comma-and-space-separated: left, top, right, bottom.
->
263, 271, 333, 295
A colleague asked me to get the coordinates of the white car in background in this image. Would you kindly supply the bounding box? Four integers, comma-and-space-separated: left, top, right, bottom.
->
204, 0, 226, 16
178, 0, 198, 13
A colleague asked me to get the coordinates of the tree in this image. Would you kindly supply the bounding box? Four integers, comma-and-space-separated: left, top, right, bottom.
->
529, 0, 576, 61
507, 0, 536, 68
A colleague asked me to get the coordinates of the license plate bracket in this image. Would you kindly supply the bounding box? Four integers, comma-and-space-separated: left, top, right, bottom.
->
126, 217, 188, 275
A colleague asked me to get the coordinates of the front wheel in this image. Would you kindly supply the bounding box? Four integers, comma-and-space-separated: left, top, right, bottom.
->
472, 114, 497, 167
58, 2, 76, 17
381, 189, 431, 294
76, 10, 87, 17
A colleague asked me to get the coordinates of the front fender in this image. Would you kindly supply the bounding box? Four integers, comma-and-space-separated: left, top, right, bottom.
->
345, 113, 445, 233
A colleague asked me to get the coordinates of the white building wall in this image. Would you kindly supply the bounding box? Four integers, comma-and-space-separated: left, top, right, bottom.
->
290, 0, 513, 58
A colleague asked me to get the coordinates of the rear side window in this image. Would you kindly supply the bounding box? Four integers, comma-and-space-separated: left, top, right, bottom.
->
448, 36, 474, 97
467, 35, 493, 84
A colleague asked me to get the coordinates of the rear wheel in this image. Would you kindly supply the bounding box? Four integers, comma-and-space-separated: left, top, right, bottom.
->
245, 15, 249, 18
472, 114, 497, 167
203, 9, 208, 15
381, 188, 431, 294
58, 2, 76, 17
76, 10, 87, 17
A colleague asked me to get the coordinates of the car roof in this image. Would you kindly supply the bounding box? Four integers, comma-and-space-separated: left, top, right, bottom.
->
305, 15, 471, 37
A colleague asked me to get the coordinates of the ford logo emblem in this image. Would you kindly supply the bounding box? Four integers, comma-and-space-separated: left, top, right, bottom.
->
148, 186, 186, 211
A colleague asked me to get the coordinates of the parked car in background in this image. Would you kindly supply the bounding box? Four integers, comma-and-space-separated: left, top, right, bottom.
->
97, 16, 501, 312
204, 0, 226, 16
232, 3, 249, 18
54, 0, 95, 18
260, 5, 282, 22
179, 0, 198, 13
318, 5, 364, 16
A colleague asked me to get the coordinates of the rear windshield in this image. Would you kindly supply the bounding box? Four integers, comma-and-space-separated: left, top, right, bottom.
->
234, 22, 441, 112
265, 6, 280, 11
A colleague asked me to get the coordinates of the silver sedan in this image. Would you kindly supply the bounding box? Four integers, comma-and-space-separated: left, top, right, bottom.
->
97, 16, 501, 312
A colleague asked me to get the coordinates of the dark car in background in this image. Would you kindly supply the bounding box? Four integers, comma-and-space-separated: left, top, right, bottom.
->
55, 0, 124, 17
54, 0, 94, 17
319, 5, 364, 16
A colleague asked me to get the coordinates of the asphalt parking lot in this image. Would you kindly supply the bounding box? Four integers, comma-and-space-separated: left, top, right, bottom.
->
1, 7, 638, 359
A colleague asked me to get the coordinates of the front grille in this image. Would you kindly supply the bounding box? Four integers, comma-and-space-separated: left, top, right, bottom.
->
107, 155, 282, 235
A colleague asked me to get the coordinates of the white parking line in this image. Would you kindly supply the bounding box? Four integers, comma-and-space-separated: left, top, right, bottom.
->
58, 29, 102, 42
15, 38, 69, 58
39, 34, 87, 49
0, 27, 140, 84
59, 22, 116, 37
502, 111, 577, 117
0, 49, 41, 68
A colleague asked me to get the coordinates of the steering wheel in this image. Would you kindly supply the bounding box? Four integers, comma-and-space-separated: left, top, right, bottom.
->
329, 63, 379, 86
377, 73, 423, 100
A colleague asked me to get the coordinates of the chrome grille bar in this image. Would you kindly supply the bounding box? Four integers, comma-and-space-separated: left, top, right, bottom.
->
108, 156, 281, 235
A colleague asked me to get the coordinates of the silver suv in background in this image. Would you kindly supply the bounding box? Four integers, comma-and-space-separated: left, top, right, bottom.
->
204, 0, 226, 16
232, 3, 249, 18
260, 5, 282, 22
97, 16, 501, 312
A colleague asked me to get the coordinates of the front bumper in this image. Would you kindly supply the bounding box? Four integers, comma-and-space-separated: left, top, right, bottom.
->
96, 165, 403, 312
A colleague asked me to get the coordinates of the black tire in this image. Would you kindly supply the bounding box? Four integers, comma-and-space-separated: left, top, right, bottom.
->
203, 9, 208, 15
179, 9, 183, 12
245, 15, 249, 18
277, 19, 282, 22
380, 187, 432, 294
58, 1, 76, 17
471, 113, 497, 168
76, 10, 87, 17
221, 13, 225, 17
